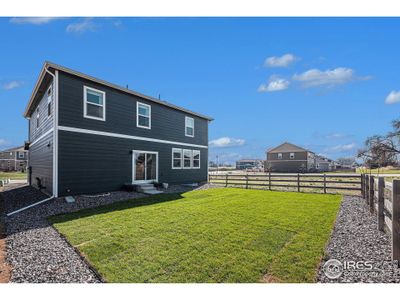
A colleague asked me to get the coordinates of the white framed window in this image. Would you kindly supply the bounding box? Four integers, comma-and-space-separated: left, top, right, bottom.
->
192, 150, 200, 169
183, 149, 192, 169
36, 108, 40, 128
18, 152, 24, 159
84, 86, 106, 121
278, 153, 282, 159
172, 148, 183, 169
290, 152, 295, 159
185, 116, 194, 137
47, 86, 52, 117
137, 102, 151, 129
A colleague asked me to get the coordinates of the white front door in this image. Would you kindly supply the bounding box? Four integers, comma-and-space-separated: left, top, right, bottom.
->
132, 150, 158, 183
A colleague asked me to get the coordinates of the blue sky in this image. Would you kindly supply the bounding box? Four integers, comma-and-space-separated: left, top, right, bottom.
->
0, 17, 399, 163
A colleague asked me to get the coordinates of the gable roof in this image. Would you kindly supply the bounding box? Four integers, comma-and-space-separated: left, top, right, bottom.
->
0, 146, 25, 153
23, 61, 214, 121
267, 142, 313, 154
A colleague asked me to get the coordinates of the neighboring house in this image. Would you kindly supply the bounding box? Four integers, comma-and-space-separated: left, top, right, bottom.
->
315, 155, 331, 172
236, 159, 264, 171
0, 146, 28, 172
265, 142, 316, 173
24, 62, 213, 197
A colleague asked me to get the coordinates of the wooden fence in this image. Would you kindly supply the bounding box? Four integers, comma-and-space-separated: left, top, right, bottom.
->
361, 174, 400, 263
208, 173, 361, 194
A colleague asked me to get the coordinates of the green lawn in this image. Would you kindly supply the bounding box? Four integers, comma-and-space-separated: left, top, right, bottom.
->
50, 188, 341, 283
356, 168, 400, 174
0, 171, 27, 181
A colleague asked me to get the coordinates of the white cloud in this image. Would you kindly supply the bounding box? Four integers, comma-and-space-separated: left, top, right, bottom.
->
324, 143, 357, 153
10, 17, 62, 25
0, 139, 10, 147
293, 67, 369, 88
325, 133, 353, 139
385, 91, 400, 105
209, 137, 245, 148
66, 18, 97, 33
2, 81, 23, 90
258, 76, 289, 92
264, 54, 297, 68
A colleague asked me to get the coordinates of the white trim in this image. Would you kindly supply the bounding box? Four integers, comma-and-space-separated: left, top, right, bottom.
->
54, 70, 59, 197
268, 159, 308, 162
29, 128, 54, 147
171, 148, 183, 169
132, 150, 158, 183
7, 197, 54, 217
183, 149, 192, 169
83, 86, 106, 121
136, 102, 151, 129
185, 116, 194, 137
192, 150, 201, 169
58, 126, 208, 149
24, 62, 213, 121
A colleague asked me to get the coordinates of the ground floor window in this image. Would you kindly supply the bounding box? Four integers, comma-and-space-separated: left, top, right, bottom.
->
172, 148, 201, 170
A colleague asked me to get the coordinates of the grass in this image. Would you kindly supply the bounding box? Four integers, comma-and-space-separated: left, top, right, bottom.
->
50, 188, 342, 283
0, 171, 27, 181
357, 168, 400, 174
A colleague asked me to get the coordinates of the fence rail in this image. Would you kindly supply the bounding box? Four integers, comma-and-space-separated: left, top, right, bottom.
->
361, 174, 400, 263
209, 173, 361, 194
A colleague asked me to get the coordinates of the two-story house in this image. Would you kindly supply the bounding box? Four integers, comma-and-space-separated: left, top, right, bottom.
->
24, 62, 213, 197
265, 142, 316, 173
0, 146, 28, 172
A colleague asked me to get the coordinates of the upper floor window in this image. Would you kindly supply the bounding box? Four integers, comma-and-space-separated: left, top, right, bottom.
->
185, 117, 194, 137
84, 86, 106, 121
137, 102, 151, 129
290, 152, 295, 159
36, 108, 40, 128
278, 153, 282, 159
47, 86, 52, 117
18, 152, 24, 159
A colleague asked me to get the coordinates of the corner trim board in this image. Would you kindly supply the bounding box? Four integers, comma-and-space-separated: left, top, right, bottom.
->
57, 126, 208, 149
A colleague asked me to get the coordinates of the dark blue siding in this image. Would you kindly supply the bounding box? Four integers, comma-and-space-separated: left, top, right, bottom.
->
58, 130, 208, 196
29, 131, 53, 195
58, 72, 209, 146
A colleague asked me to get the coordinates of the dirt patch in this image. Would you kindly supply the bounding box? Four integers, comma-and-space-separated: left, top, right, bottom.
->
261, 274, 282, 283
0, 199, 11, 283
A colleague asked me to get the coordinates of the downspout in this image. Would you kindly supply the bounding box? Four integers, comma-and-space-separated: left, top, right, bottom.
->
44, 67, 58, 198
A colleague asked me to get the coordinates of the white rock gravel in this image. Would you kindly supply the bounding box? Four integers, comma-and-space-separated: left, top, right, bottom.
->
317, 196, 400, 283
1, 183, 216, 283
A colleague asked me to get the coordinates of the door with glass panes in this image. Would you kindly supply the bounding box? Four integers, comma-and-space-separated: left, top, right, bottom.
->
132, 151, 158, 183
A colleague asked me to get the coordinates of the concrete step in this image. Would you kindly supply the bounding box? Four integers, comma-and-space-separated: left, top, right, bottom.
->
142, 190, 164, 195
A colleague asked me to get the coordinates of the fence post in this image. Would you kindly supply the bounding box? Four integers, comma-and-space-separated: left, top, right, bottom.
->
377, 177, 384, 231
361, 174, 365, 198
268, 172, 271, 190
369, 176, 374, 213
392, 180, 400, 263
245, 174, 248, 189
365, 175, 370, 204
297, 174, 300, 192
323, 174, 327, 194
225, 174, 228, 187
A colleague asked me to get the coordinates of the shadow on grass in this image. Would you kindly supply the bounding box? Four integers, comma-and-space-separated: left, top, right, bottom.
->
49, 192, 186, 225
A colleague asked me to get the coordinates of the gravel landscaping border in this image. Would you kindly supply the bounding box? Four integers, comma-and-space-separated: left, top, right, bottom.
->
2, 183, 216, 283
317, 196, 400, 283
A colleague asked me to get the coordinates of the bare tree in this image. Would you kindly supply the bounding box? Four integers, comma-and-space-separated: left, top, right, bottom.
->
357, 119, 399, 171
